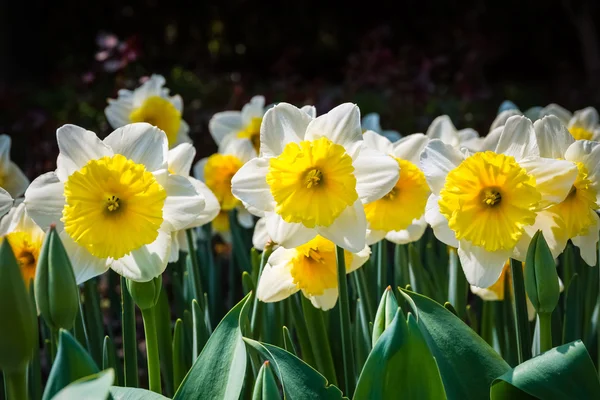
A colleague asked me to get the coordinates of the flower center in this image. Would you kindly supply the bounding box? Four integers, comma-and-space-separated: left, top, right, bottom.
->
364, 158, 429, 232
204, 154, 244, 211
5, 231, 42, 286
439, 151, 541, 252
569, 125, 594, 141
266, 137, 358, 228
129, 96, 181, 147
237, 117, 263, 154
63, 154, 167, 259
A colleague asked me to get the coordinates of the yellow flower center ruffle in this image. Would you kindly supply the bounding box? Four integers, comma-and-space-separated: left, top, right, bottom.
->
5, 231, 42, 286
290, 235, 353, 296
569, 125, 594, 141
204, 154, 244, 211
130, 96, 181, 147
237, 117, 262, 154
548, 161, 598, 238
266, 137, 358, 228
63, 154, 167, 259
439, 151, 541, 252
364, 158, 429, 232
212, 210, 231, 233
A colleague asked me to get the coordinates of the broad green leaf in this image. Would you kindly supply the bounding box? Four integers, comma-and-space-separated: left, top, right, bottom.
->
43, 329, 100, 400
355, 309, 446, 399
52, 369, 114, 400
399, 289, 510, 400
244, 338, 344, 400
109, 386, 171, 399
173, 292, 252, 400
490, 340, 600, 399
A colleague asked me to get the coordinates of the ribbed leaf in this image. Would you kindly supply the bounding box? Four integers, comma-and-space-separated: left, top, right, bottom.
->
51, 369, 114, 400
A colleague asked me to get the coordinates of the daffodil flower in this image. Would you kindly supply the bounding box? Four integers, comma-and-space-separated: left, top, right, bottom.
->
511, 115, 600, 265
231, 103, 399, 252
0, 135, 29, 216
539, 103, 600, 141
0, 202, 44, 285
426, 115, 482, 151
105, 75, 191, 148
252, 216, 271, 251
421, 115, 578, 287
256, 235, 370, 310
362, 130, 430, 245
193, 140, 257, 240
166, 143, 221, 262
24, 123, 206, 283
361, 112, 401, 142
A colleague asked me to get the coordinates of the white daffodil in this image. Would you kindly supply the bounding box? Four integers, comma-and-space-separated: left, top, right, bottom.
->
166, 143, 220, 262
193, 139, 256, 241
24, 123, 206, 284
361, 131, 430, 245
0, 202, 44, 285
256, 235, 370, 310
231, 102, 399, 253
426, 115, 481, 151
539, 103, 600, 141
515, 115, 600, 265
105, 75, 191, 148
0, 135, 29, 215
361, 112, 401, 142
421, 115, 578, 287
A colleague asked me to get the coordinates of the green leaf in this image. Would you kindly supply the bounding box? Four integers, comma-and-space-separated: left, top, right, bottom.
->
43, 329, 100, 400
355, 309, 446, 399
109, 386, 171, 399
51, 369, 114, 400
399, 289, 510, 400
244, 338, 344, 400
173, 292, 252, 400
372, 286, 398, 346
491, 340, 600, 399
252, 361, 281, 400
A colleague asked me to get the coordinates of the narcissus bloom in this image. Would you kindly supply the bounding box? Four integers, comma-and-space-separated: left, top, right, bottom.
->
421, 116, 578, 287
166, 143, 220, 261
257, 235, 370, 310
362, 131, 430, 245
0, 135, 29, 200
231, 103, 399, 252
0, 202, 44, 285
24, 123, 206, 283
105, 75, 191, 148
361, 113, 401, 142
539, 104, 600, 141
426, 115, 481, 151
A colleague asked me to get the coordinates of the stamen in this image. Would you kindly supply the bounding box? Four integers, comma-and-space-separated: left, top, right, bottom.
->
304, 169, 323, 188
383, 187, 398, 201
306, 248, 325, 263
106, 195, 121, 212
481, 188, 502, 207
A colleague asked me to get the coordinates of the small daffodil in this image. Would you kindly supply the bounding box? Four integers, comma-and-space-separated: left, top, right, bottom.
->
426, 115, 481, 151
539, 104, 600, 141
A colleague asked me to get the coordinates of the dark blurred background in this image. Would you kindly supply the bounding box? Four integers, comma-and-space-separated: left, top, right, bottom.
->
1, 0, 599, 180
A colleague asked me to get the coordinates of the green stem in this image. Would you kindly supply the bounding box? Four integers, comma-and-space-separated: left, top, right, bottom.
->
186, 229, 204, 307
376, 241, 387, 297
510, 258, 532, 363
336, 245, 356, 396
250, 247, 274, 338
5, 369, 27, 400
447, 247, 467, 319
121, 276, 138, 387
141, 307, 162, 394
50, 328, 59, 362
351, 268, 374, 323
538, 312, 553, 353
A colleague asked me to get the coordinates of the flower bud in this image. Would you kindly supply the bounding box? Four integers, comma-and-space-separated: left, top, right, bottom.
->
35, 226, 79, 331
524, 231, 560, 314
0, 239, 36, 372
372, 286, 399, 346
126, 275, 162, 310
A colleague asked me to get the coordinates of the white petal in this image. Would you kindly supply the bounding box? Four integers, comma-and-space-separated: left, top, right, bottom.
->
362, 130, 393, 155
56, 125, 113, 181
0, 188, 12, 218
224, 138, 256, 163
572, 212, 599, 266
209, 111, 244, 145
24, 172, 65, 230
480, 126, 503, 151
457, 240, 512, 287
174, 120, 192, 147
564, 140, 600, 201
348, 245, 371, 273
163, 175, 206, 231
570, 107, 599, 131
361, 113, 382, 132
132, 74, 166, 106
266, 212, 316, 248
470, 286, 502, 301
2, 163, 29, 198
0, 135, 11, 170
236, 208, 255, 228
307, 288, 339, 311
252, 217, 270, 250
230, 157, 275, 212
533, 115, 574, 158
192, 157, 208, 182
420, 139, 464, 195
300, 105, 317, 119
512, 211, 566, 262
393, 133, 429, 165
110, 229, 171, 281
168, 143, 195, 176
366, 229, 387, 245
385, 218, 428, 245
305, 103, 362, 156
316, 200, 366, 253
259, 103, 309, 158
519, 157, 578, 208
490, 109, 522, 131
256, 247, 298, 302
354, 146, 399, 203
426, 115, 459, 147
184, 178, 220, 228
458, 128, 479, 142
0, 203, 19, 235
105, 99, 133, 129
103, 123, 168, 172
241, 95, 265, 125
539, 103, 572, 125
169, 231, 181, 263
494, 115, 539, 160
60, 231, 110, 284
425, 194, 458, 247
381, 130, 402, 142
